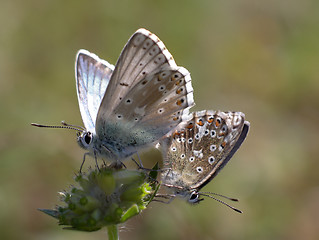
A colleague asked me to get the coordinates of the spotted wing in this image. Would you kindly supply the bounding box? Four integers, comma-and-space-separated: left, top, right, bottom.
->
94, 29, 194, 155
76, 49, 114, 133
162, 110, 249, 190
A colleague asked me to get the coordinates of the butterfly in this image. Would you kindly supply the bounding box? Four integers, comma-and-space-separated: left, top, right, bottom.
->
32, 29, 195, 168
159, 110, 249, 206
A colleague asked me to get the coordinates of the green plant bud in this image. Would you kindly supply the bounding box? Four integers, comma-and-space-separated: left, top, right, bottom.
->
40, 164, 159, 232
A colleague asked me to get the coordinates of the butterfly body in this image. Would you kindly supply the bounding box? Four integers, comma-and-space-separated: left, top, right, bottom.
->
76, 29, 194, 163
160, 110, 249, 203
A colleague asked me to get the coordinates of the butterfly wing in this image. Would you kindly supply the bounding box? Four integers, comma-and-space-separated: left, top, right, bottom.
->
93, 29, 194, 157
96, 28, 178, 119
162, 110, 249, 190
110, 66, 194, 145
76, 49, 114, 133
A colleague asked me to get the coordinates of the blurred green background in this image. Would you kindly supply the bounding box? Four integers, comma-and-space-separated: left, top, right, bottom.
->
1, 0, 319, 239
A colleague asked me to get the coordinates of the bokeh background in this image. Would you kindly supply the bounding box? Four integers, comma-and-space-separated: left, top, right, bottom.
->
1, 0, 319, 239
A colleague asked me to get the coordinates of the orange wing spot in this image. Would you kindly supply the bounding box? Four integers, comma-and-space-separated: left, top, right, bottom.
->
197, 119, 204, 126
176, 88, 182, 94
176, 98, 185, 106
186, 123, 194, 129
215, 119, 220, 127
175, 79, 183, 86
172, 131, 180, 138
221, 141, 226, 148
207, 117, 214, 123
173, 116, 179, 121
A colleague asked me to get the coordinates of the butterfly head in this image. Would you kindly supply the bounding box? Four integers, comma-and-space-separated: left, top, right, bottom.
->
171, 188, 242, 212
166, 185, 204, 204
187, 190, 204, 204
77, 130, 94, 150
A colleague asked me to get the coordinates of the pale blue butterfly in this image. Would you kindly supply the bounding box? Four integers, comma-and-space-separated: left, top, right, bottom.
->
158, 110, 249, 211
33, 29, 195, 168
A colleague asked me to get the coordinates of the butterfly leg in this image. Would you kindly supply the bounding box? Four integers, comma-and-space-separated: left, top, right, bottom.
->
79, 152, 90, 173
136, 152, 144, 168
130, 155, 147, 170
130, 157, 167, 175
93, 151, 100, 171
153, 194, 176, 204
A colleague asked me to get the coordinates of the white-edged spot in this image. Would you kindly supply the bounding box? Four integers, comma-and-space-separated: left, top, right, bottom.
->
173, 72, 182, 80
208, 117, 214, 124
196, 167, 203, 173
218, 141, 226, 152
195, 133, 200, 140
208, 156, 215, 165
188, 138, 193, 144
210, 130, 216, 138
210, 145, 217, 152
189, 156, 195, 162
181, 154, 185, 159
158, 85, 166, 91
125, 98, 132, 105
158, 108, 164, 114
181, 137, 186, 142
176, 87, 184, 95
221, 125, 227, 133
215, 117, 222, 128
171, 147, 177, 152
204, 129, 210, 136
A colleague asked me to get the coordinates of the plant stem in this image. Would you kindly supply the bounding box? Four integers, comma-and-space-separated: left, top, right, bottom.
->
107, 225, 119, 240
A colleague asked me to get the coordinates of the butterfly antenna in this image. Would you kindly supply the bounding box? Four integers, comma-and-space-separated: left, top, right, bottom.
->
61, 121, 86, 131
31, 122, 83, 132
199, 192, 239, 202
200, 193, 243, 213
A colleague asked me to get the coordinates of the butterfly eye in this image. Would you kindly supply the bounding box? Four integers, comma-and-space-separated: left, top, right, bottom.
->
188, 191, 200, 204
84, 132, 92, 144
77, 131, 93, 150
